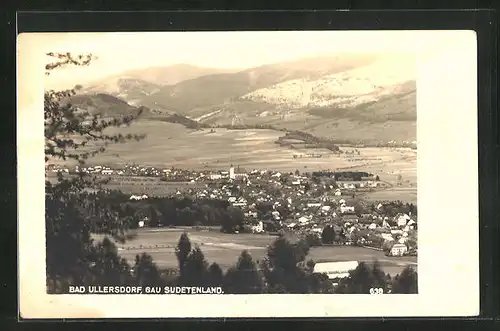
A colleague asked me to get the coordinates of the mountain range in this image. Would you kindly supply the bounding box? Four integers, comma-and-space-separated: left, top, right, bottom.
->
75, 53, 417, 143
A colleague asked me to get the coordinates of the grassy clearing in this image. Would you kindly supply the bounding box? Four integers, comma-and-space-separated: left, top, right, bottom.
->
360, 188, 417, 204
94, 228, 417, 275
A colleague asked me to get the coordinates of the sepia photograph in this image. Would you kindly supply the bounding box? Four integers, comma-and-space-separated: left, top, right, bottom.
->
18, 30, 479, 318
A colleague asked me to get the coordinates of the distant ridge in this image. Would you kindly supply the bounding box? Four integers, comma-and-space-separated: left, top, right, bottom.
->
78, 53, 416, 142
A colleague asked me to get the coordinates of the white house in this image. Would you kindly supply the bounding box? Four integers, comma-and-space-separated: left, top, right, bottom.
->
334, 189, 342, 196
321, 206, 331, 212
210, 173, 222, 180
307, 202, 321, 208
245, 211, 258, 218
395, 213, 411, 227
298, 216, 309, 224
368, 223, 377, 230
390, 243, 408, 256
340, 205, 355, 214
311, 227, 323, 234
129, 194, 148, 201
251, 221, 264, 234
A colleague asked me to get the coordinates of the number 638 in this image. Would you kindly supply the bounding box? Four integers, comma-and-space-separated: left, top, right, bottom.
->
369, 288, 384, 294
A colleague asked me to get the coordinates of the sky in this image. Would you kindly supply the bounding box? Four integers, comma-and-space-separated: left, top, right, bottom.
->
37, 30, 460, 90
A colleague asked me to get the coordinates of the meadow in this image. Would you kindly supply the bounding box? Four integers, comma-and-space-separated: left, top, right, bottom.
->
50, 120, 415, 172
93, 228, 417, 276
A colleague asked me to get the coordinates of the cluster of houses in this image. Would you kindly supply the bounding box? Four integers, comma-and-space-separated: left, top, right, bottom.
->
337, 181, 384, 189
129, 194, 149, 201
47, 162, 417, 256
163, 167, 417, 256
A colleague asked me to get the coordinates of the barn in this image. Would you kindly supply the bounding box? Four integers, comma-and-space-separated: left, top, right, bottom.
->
313, 261, 359, 280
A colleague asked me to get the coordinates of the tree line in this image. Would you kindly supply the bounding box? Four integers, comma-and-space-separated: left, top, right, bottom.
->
311, 171, 374, 181
47, 227, 417, 294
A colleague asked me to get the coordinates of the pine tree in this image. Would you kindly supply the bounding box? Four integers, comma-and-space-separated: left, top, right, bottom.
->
224, 251, 264, 294
182, 246, 209, 286
261, 236, 313, 293
392, 266, 418, 294
132, 253, 164, 287
175, 233, 192, 279
335, 261, 390, 294
206, 263, 224, 286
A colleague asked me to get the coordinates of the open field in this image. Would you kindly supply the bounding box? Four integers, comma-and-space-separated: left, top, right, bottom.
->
49, 121, 416, 174
47, 121, 416, 201
270, 117, 416, 143
359, 187, 417, 204
93, 228, 417, 276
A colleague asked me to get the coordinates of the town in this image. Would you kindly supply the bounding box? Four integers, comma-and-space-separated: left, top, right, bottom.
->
47, 163, 418, 258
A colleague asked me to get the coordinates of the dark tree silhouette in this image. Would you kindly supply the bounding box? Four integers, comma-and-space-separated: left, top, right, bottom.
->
83, 237, 133, 287
206, 263, 224, 287
335, 261, 390, 294
392, 266, 418, 294
321, 225, 335, 244
175, 233, 192, 279
220, 206, 245, 233
44, 53, 147, 292
132, 253, 164, 287
261, 237, 312, 293
224, 250, 264, 294
182, 246, 209, 286
305, 233, 322, 247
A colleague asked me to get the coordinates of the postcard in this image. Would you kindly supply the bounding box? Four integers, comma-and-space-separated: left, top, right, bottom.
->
17, 30, 479, 318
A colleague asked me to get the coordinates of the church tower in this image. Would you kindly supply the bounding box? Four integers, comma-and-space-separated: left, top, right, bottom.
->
229, 164, 235, 180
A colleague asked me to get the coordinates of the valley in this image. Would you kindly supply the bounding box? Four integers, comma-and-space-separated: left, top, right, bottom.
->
50, 52, 418, 203
74, 53, 417, 144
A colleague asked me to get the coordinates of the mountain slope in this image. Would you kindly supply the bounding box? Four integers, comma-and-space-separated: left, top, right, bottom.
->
83, 64, 241, 108
143, 54, 380, 113
194, 56, 416, 131
84, 78, 163, 107
241, 56, 415, 111
119, 64, 239, 86
67, 93, 154, 118
77, 54, 417, 143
